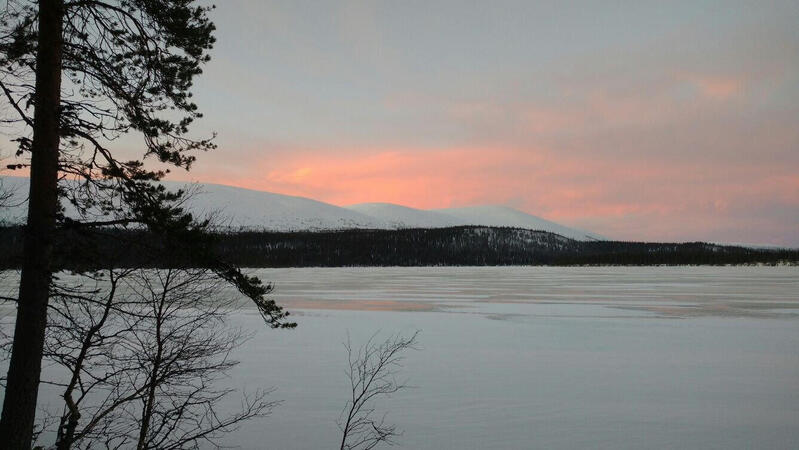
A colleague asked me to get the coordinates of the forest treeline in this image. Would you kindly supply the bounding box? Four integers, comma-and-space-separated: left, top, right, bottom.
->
1, 225, 796, 268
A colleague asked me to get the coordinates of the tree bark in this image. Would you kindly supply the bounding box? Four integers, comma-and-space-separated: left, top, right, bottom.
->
0, 0, 64, 448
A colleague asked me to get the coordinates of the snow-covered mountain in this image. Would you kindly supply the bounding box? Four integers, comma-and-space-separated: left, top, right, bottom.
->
346, 203, 461, 229
0, 176, 387, 231
167, 182, 389, 231
0, 176, 603, 240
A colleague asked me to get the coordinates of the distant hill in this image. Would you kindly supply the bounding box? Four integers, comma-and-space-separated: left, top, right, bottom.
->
435, 205, 602, 241
0, 176, 602, 240
344, 203, 602, 241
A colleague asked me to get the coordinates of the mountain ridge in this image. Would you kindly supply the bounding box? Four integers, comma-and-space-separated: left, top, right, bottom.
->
0, 176, 602, 240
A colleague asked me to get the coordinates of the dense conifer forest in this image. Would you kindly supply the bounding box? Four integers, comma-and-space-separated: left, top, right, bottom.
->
1, 226, 796, 268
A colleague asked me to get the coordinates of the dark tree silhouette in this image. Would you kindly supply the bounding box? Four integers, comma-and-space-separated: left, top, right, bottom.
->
43, 267, 277, 450
0, 177, 17, 211
338, 331, 419, 450
0, 1, 292, 446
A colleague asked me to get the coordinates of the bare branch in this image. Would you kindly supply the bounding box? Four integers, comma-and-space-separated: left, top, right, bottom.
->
338, 331, 420, 450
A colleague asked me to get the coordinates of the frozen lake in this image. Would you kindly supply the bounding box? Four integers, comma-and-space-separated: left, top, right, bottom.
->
3, 266, 799, 449
219, 266, 799, 449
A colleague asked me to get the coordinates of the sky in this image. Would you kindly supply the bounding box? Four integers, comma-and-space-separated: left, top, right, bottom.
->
73, 2, 799, 244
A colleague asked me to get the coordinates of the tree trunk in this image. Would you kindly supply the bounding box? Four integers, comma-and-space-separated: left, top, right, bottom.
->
0, 0, 64, 448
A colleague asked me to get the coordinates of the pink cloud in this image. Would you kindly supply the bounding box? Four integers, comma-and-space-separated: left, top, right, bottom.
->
687, 75, 743, 100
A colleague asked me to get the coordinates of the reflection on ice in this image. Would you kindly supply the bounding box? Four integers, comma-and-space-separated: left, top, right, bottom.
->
251, 266, 799, 319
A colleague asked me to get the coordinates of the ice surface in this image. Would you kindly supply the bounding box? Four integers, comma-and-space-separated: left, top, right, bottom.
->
1, 266, 797, 449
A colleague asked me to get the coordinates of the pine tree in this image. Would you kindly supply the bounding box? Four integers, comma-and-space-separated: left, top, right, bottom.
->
0, 2, 292, 447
